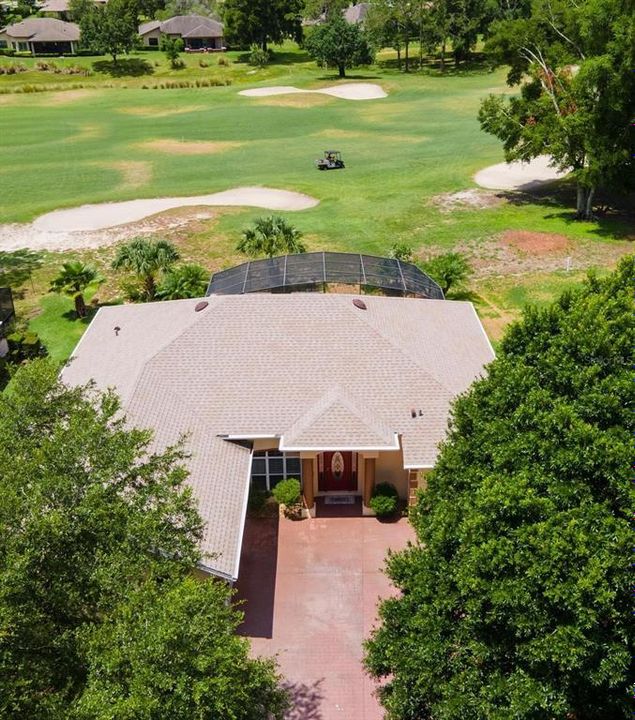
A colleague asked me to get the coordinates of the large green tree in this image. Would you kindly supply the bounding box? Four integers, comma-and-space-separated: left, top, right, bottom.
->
365, 257, 635, 719
112, 237, 180, 301
78, 0, 138, 64
479, 0, 635, 219
0, 361, 288, 719
304, 15, 374, 77
221, 0, 304, 51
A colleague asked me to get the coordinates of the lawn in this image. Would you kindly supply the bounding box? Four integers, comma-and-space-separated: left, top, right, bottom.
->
0, 45, 632, 357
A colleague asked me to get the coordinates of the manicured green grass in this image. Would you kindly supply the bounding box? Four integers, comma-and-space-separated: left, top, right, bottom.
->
28, 294, 95, 362
0, 45, 631, 355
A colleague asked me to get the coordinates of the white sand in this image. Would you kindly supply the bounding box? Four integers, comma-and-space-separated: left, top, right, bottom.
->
239, 83, 387, 101
0, 187, 319, 252
474, 156, 568, 190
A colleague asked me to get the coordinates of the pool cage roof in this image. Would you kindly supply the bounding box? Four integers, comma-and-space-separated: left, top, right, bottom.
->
206, 252, 444, 300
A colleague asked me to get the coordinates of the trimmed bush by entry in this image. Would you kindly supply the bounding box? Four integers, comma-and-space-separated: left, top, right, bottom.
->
370, 482, 398, 517
272, 478, 301, 506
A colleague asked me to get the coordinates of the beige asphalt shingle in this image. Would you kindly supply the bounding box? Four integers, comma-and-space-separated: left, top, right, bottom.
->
62, 293, 493, 579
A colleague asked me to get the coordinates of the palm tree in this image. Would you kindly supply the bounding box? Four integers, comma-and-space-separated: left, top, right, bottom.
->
236, 216, 306, 259
49, 261, 104, 318
156, 264, 209, 300
112, 238, 180, 301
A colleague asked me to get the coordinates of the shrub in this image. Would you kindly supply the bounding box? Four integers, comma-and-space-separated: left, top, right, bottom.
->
217, 55, 229, 66
247, 485, 269, 514
369, 494, 397, 517
272, 478, 301, 506
248, 43, 269, 67
5, 330, 47, 364
369, 482, 398, 517
199, 59, 208, 67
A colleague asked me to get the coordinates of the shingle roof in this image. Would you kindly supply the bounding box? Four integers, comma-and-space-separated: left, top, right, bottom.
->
344, 2, 371, 24
139, 14, 223, 37
62, 294, 494, 578
2, 17, 80, 42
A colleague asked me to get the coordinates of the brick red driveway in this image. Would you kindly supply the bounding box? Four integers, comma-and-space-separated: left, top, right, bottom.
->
235, 504, 415, 720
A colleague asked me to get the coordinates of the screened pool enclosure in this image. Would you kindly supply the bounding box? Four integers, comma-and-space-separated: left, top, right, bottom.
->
206, 252, 444, 300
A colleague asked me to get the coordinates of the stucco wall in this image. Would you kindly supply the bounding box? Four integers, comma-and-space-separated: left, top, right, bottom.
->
140, 28, 161, 45
375, 449, 409, 498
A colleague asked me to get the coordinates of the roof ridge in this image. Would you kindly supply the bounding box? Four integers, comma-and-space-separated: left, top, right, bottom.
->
344, 298, 456, 394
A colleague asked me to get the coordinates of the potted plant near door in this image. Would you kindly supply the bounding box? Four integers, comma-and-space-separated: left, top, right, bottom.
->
272, 478, 303, 520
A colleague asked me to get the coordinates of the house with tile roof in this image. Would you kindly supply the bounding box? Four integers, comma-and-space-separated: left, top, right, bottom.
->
0, 17, 79, 54
61, 286, 493, 582
138, 14, 224, 50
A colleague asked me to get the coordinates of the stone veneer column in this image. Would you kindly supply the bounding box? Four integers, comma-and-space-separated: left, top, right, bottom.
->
302, 458, 314, 509
363, 458, 375, 506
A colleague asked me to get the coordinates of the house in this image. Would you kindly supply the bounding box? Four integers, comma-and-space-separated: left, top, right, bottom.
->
39, 0, 107, 21
138, 14, 224, 50
61, 274, 494, 582
0, 17, 79, 54
343, 2, 371, 25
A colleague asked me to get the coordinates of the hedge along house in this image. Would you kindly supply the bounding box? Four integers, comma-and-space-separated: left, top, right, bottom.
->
0, 17, 80, 55
138, 15, 224, 50
61, 291, 493, 582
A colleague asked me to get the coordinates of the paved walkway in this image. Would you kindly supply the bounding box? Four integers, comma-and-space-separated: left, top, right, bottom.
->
235, 504, 415, 720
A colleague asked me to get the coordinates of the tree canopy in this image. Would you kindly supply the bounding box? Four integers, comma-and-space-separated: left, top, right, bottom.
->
365, 257, 635, 719
156, 263, 209, 300
0, 360, 288, 719
221, 0, 304, 51
479, 0, 635, 219
49, 261, 103, 318
77, 0, 138, 64
304, 15, 374, 77
112, 237, 180, 301
237, 215, 306, 258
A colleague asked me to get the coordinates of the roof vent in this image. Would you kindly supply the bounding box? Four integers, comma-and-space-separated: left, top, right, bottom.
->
410, 408, 417, 418
195, 301, 209, 312
352, 298, 367, 310
114, 326, 121, 336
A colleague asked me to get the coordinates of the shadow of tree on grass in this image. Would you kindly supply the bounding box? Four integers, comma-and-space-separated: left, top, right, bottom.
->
0, 250, 44, 298
93, 58, 154, 77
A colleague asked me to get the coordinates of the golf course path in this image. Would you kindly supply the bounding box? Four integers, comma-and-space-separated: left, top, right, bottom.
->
474, 156, 568, 190
0, 187, 319, 251
239, 82, 387, 101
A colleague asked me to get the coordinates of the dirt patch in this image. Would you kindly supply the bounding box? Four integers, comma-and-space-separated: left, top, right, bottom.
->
95, 160, 152, 190
41, 90, 103, 106
254, 93, 334, 108
119, 104, 207, 118
137, 139, 242, 155
312, 128, 419, 143
433, 189, 504, 212
501, 230, 571, 255
76, 123, 105, 141
0, 94, 19, 106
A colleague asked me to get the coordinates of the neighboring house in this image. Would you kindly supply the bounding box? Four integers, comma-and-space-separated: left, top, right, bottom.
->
0, 17, 79, 54
343, 2, 371, 24
62, 265, 494, 582
40, 0, 107, 21
138, 14, 224, 50
304, 3, 372, 26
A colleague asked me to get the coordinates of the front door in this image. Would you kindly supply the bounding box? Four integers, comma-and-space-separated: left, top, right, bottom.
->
319, 451, 357, 492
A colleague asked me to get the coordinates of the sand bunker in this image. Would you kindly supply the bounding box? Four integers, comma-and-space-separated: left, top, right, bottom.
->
239, 82, 387, 101
0, 187, 318, 252
33, 187, 317, 232
137, 139, 242, 155
474, 156, 568, 191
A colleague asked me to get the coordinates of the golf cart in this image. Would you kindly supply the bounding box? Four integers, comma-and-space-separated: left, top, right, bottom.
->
315, 150, 345, 171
